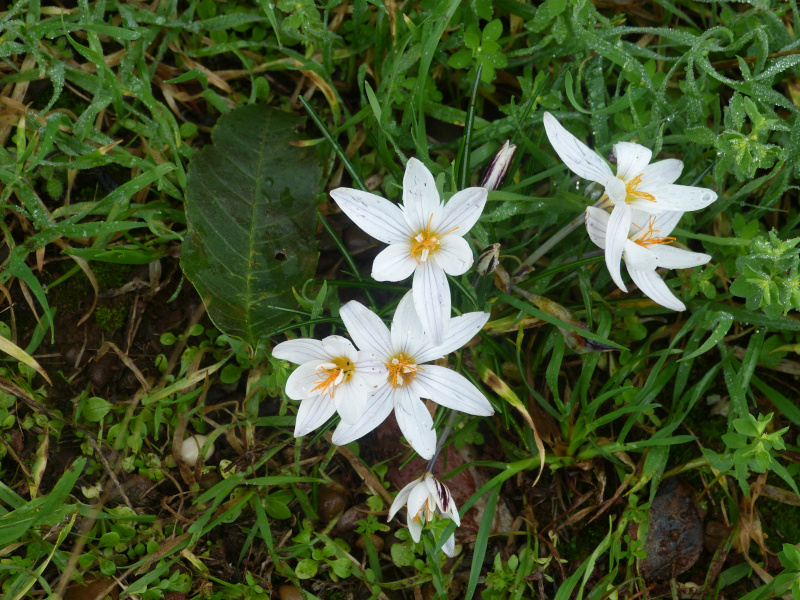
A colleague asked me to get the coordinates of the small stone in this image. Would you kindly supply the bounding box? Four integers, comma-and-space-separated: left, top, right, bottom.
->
180, 434, 215, 467
278, 584, 303, 600
317, 485, 348, 521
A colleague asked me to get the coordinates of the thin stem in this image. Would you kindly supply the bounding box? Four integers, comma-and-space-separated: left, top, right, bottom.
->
521, 194, 611, 268
425, 410, 460, 473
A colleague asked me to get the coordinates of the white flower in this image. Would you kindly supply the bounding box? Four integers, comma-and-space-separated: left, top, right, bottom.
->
330, 158, 487, 345
388, 472, 460, 557
272, 335, 386, 436
331, 292, 493, 459
543, 112, 717, 293
481, 140, 517, 191
585, 206, 711, 311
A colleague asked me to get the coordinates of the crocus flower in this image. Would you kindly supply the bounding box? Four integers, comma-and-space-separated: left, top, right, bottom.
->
330, 158, 487, 345
585, 206, 711, 311
331, 292, 493, 459
481, 140, 517, 191
542, 112, 717, 293
388, 472, 460, 557
273, 336, 386, 436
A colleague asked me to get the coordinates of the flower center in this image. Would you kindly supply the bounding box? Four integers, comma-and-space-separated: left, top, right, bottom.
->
624, 174, 656, 204
409, 214, 459, 264
633, 216, 675, 248
413, 499, 435, 524
386, 353, 420, 388
311, 357, 355, 398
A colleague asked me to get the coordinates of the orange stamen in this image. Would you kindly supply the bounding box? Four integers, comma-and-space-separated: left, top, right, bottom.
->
386, 353, 422, 389
311, 358, 354, 397
634, 216, 675, 248
409, 213, 460, 264
625, 174, 656, 203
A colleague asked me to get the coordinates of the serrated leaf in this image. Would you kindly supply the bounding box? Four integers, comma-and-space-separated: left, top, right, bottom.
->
182, 105, 320, 348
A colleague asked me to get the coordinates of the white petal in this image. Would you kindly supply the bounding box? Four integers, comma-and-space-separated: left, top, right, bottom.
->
605, 204, 632, 292
407, 480, 432, 525
425, 475, 459, 525
286, 361, 329, 400
613, 141, 652, 181
334, 379, 369, 425
272, 338, 328, 364
441, 532, 456, 558
641, 158, 683, 185
415, 311, 490, 364
414, 366, 493, 416
542, 112, 613, 184
628, 267, 686, 311
438, 187, 487, 235
407, 512, 423, 543
331, 188, 412, 244
331, 383, 394, 445
391, 291, 429, 359
604, 175, 627, 205
412, 263, 450, 346
320, 335, 357, 362
650, 211, 684, 238
649, 245, 711, 269
372, 242, 417, 282
402, 158, 443, 232
394, 385, 436, 459
388, 478, 420, 521
585, 207, 610, 249
340, 301, 393, 360
432, 235, 473, 276
646, 184, 718, 212
623, 240, 658, 272
294, 395, 337, 437
354, 353, 387, 386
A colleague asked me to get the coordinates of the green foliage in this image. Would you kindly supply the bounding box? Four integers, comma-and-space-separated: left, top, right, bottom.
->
483, 548, 554, 600
448, 20, 508, 84
703, 413, 798, 497
730, 231, 800, 319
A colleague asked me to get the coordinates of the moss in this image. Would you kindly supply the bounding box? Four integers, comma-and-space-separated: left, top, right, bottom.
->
94, 302, 128, 332
758, 497, 800, 553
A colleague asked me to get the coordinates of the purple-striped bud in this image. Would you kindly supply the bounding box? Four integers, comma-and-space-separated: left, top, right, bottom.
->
481, 140, 517, 191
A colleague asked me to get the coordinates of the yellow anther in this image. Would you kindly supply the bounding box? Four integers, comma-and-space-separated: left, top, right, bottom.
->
625, 174, 656, 203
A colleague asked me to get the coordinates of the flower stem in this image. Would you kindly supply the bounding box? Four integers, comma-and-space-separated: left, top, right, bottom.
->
425, 410, 460, 474
520, 194, 612, 268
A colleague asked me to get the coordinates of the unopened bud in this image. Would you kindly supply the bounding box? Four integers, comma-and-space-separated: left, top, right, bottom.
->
481, 140, 517, 191
476, 243, 501, 276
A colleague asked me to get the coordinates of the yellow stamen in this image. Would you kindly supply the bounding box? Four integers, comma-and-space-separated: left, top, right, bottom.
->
409, 213, 460, 264
625, 174, 656, 203
634, 216, 675, 248
311, 357, 354, 397
386, 353, 422, 388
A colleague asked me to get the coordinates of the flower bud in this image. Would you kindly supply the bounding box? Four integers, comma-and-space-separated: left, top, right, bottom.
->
476, 243, 501, 276
481, 140, 517, 191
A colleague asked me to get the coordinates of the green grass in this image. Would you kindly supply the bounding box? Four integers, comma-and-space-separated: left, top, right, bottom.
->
1, 0, 800, 599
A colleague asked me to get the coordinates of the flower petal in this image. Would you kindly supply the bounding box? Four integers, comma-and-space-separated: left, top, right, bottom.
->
425, 475, 459, 525
320, 335, 357, 362
604, 175, 628, 205
402, 158, 443, 232
407, 480, 431, 525
388, 478, 420, 521
354, 353, 387, 387
614, 141, 652, 181
340, 301, 393, 360
605, 204, 632, 292
627, 267, 686, 311
294, 395, 336, 437
391, 291, 430, 359
395, 385, 436, 459
623, 240, 658, 272
642, 158, 683, 185
407, 513, 423, 543
272, 338, 328, 364
438, 187, 487, 235
646, 183, 718, 212
415, 311, 491, 364
432, 235, 473, 276
648, 245, 711, 269
412, 262, 450, 346
372, 242, 417, 282
543, 112, 614, 184
650, 210, 684, 238
334, 378, 369, 425
585, 206, 610, 249
331, 383, 394, 445
414, 365, 493, 416
331, 188, 412, 244
441, 532, 456, 558
286, 361, 329, 400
